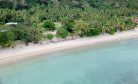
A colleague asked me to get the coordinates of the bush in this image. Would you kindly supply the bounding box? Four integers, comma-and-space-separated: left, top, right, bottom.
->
56, 28, 68, 39
83, 28, 102, 37
42, 20, 56, 31
47, 34, 54, 41
0, 31, 15, 48
63, 19, 75, 33
13, 25, 44, 45
106, 28, 117, 35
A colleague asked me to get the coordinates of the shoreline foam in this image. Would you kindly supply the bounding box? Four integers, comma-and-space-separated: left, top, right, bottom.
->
0, 27, 138, 65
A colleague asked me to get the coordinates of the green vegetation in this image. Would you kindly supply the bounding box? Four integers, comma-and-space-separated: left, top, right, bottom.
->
0, 30, 15, 48
0, 0, 138, 48
73, 19, 91, 36
47, 34, 54, 42
56, 28, 68, 39
13, 25, 44, 45
42, 20, 56, 31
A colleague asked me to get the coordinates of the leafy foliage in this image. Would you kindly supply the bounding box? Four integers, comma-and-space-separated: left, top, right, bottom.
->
56, 28, 68, 39
0, 30, 15, 48
73, 19, 91, 36
63, 19, 75, 33
13, 25, 44, 45
0, 0, 138, 48
47, 34, 54, 41
42, 20, 56, 31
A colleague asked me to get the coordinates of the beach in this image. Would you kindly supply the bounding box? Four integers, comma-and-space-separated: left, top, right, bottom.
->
0, 26, 138, 65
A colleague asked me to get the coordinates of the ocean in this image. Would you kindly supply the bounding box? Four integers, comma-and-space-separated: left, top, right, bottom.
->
0, 38, 138, 84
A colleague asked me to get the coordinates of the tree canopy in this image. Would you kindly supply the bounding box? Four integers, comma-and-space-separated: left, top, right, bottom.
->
0, 0, 138, 48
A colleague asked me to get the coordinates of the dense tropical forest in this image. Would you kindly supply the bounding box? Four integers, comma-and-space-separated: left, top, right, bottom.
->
0, 0, 138, 48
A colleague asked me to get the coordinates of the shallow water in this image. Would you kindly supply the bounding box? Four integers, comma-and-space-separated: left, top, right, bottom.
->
0, 38, 138, 84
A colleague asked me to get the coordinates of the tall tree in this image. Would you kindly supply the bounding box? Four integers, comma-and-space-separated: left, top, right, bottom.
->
73, 19, 91, 36
0, 30, 15, 48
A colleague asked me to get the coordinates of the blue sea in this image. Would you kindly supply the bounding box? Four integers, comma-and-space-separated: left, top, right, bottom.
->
0, 38, 138, 84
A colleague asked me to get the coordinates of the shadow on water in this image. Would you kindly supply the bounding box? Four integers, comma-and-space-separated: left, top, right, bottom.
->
62, 71, 100, 84
116, 70, 138, 84
63, 69, 138, 84
0, 77, 2, 84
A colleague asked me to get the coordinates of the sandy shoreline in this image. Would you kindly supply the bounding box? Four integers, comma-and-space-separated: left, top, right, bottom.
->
0, 27, 138, 65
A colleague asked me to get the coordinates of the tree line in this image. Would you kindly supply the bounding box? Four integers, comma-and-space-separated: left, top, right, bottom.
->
0, 0, 138, 48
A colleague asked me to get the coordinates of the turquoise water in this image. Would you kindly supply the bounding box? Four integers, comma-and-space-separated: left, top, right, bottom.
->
0, 38, 138, 84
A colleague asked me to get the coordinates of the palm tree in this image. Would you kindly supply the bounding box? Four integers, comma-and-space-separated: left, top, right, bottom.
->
73, 19, 91, 37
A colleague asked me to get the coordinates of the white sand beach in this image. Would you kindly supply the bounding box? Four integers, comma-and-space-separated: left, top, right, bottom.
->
0, 26, 138, 65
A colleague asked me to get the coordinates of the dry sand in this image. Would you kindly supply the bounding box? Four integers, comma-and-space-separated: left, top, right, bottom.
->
0, 27, 138, 65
